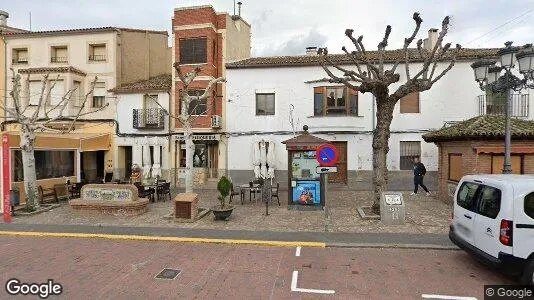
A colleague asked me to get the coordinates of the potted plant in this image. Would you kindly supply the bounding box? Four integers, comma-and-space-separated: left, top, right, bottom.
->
211, 176, 235, 220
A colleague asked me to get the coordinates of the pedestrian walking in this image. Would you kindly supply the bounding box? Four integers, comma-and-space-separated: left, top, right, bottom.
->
410, 157, 431, 196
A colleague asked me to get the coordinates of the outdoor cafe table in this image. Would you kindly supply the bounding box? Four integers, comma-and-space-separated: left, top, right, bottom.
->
238, 184, 261, 203
143, 182, 165, 202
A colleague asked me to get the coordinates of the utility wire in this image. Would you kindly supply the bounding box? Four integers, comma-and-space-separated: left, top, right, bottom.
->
474, 13, 533, 47
464, 8, 533, 46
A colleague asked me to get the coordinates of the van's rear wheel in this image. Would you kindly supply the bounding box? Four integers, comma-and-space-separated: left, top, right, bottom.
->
521, 259, 534, 286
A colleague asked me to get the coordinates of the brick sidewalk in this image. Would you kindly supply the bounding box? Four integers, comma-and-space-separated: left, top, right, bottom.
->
0, 236, 512, 299
8, 190, 451, 235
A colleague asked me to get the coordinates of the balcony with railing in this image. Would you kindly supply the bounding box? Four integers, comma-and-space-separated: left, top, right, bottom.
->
133, 108, 165, 129
12, 57, 28, 64
89, 55, 106, 62
51, 56, 68, 63
477, 94, 530, 118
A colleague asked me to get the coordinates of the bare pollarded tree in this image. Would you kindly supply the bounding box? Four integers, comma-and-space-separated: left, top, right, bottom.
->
1, 69, 107, 211
173, 63, 225, 193
319, 13, 461, 213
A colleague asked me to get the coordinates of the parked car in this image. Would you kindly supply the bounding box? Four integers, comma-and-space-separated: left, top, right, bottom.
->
449, 174, 534, 285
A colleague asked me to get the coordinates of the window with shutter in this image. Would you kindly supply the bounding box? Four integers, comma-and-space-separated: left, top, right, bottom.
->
399, 141, 421, 170
314, 87, 325, 116
29, 81, 42, 106
400, 92, 420, 113
89, 44, 106, 61
448, 154, 463, 182
92, 82, 106, 108
179, 38, 207, 64
49, 80, 65, 105
185, 90, 207, 115
72, 81, 82, 106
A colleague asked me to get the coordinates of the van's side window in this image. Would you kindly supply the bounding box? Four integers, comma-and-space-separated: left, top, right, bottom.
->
457, 182, 479, 212
525, 192, 534, 219
476, 186, 501, 219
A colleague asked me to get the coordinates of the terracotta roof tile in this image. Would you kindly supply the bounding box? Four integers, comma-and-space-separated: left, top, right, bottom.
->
227, 48, 499, 68
18, 66, 86, 76
4, 26, 167, 37
282, 132, 330, 145
109, 74, 171, 93
423, 115, 534, 142
0, 25, 28, 34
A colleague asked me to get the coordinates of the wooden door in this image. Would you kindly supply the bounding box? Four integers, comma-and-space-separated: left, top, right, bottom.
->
328, 141, 347, 184
208, 144, 218, 178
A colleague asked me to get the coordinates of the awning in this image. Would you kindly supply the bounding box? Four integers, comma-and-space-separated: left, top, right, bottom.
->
3, 132, 110, 151
475, 146, 534, 154
80, 134, 110, 151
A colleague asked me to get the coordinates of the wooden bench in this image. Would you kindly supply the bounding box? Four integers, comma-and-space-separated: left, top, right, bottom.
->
38, 186, 58, 204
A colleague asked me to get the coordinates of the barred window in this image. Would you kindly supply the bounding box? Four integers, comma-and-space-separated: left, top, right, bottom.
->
399, 141, 421, 170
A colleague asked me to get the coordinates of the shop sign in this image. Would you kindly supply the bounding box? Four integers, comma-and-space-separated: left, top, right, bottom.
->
174, 134, 220, 141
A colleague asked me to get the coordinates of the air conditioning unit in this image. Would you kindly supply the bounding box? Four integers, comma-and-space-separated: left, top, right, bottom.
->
211, 115, 222, 128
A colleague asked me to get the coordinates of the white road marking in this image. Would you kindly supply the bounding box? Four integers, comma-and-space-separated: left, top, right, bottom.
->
295, 246, 301, 257
422, 294, 477, 300
290, 271, 335, 294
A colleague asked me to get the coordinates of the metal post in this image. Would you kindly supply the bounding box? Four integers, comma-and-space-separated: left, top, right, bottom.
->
503, 87, 512, 174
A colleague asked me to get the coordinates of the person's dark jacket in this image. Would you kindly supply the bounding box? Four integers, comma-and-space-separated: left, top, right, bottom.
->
413, 162, 426, 177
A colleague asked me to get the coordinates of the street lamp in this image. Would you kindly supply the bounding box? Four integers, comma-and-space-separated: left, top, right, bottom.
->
471, 42, 534, 174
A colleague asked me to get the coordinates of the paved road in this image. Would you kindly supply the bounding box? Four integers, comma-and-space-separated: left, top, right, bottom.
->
0, 236, 514, 299
0, 224, 455, 248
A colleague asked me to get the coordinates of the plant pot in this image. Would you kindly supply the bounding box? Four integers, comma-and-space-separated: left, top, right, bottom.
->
211, 205, 235, 221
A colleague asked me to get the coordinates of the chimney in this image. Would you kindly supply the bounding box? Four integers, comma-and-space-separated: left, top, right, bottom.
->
0, 10, 8, 27
237, 2, 242, 17
306, 46, 318, 56
424, 28, 439, 50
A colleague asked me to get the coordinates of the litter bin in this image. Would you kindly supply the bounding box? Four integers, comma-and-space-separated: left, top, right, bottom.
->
10, 189, 20, 216
10, 189, 20, 206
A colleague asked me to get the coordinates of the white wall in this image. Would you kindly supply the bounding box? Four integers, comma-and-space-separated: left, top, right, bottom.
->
115, 92, 170, 134
6, 32, 118, 119
225, 60, 534, 172
226, 61, 534, 134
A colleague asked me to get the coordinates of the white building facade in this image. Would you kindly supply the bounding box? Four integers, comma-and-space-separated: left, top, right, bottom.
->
110, 74, 171, 181
225, 48, 534, 189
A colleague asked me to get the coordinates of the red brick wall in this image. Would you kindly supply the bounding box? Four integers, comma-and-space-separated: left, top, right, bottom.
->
436, 140, 534, 203
173, 7, 222, 27
174, 81, 223, 128
173, 7, 226, 130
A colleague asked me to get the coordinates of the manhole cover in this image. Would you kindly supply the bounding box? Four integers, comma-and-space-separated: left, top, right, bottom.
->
154, 268, 181, 280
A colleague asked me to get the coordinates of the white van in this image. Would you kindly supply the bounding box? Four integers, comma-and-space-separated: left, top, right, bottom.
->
449, 174, 534, 285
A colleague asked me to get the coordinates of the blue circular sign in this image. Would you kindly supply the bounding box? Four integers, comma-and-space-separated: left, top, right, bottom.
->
316, 144, 339, 167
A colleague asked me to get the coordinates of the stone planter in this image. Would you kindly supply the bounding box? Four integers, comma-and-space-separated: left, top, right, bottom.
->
211, 205, 235, 221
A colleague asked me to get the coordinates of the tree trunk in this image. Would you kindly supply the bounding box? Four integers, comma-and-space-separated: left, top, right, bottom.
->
20, 125, 39, 211
371, 96, 396, 214
183, 126, 194, 193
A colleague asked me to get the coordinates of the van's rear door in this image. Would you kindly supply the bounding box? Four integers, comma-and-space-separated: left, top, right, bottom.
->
514, 190, 534, 259
453, 181, 481, 245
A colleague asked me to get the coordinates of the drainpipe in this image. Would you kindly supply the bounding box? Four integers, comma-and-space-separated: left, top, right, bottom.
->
371, 94, 376, 132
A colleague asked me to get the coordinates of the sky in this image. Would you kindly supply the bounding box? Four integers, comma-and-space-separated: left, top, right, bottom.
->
3, 0, 534, 57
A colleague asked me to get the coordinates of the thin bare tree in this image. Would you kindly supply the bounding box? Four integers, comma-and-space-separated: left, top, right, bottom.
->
172, 63, 225, 193
1, 69, 107, 211
319, 13, 461, 213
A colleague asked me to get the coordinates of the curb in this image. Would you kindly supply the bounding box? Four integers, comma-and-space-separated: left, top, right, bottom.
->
0, 231, 326, 248
327, 242, 459, 250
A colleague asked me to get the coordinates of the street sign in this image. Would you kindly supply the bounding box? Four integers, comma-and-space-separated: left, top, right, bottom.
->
316, 144, 339, 167
316, 166, 338, 174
